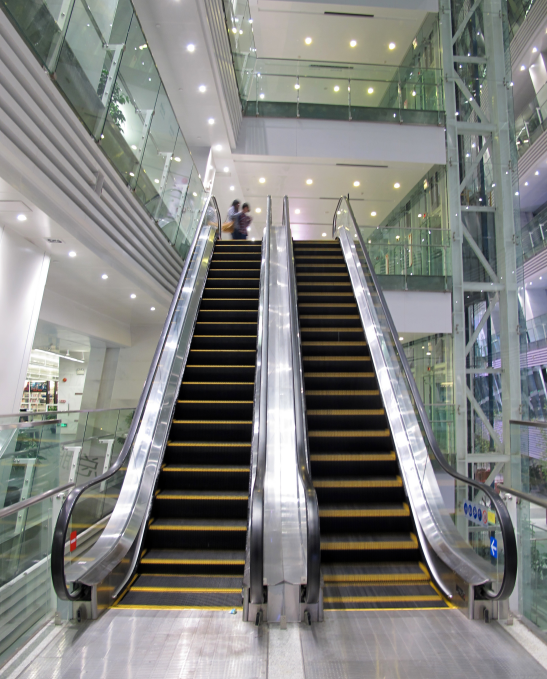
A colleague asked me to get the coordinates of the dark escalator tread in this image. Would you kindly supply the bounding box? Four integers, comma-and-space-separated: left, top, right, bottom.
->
320, 533, 419, 550
155, 490, 248, 500
190, 335, 257, 350
323, 580, 448, 610
321, 562, 429, 582
131, 574, 243, 590
319, 503, 410, 517
141, 548, 245, 566
118, 589, 243, 608
146, 518, 247, 549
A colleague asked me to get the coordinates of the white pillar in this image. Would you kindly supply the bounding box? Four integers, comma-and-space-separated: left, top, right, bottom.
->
0, 226, 50, 414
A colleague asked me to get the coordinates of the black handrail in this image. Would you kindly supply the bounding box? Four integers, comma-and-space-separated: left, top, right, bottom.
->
51, 196, 221, 602
248, 197, 271, 604
335, 196, 517, 601
284, 196, 321, 605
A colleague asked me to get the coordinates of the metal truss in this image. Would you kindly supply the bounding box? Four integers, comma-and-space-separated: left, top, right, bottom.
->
440, 0, 521, 483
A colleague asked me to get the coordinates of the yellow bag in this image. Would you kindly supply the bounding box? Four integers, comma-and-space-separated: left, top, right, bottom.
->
221, 220, 234, 233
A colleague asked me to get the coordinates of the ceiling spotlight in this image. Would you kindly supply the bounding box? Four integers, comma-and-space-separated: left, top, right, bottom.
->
259, 177, 266, 183
256, 207, 262, 213
334, 85, 340, 92
129, 172, 135, 177
418, 213, 423, 218
294, 83, 300, 89
101, 274, 108, 280
131, 144, 137, 150
525, 181, 529, 186
295, 209, 301, 214
187, 44, 195, 52
224, 166, 229, 172
426, 351, 431, 356
520, 65, 526, 70
150, 307, 156, 311
399, 337, 404, 341
353, 181, 360, 187
371, 211, 377, 217
536, 170, 540, 175
306, 179, 313, 185
259, 93, 265, 99
215, 144, 222, 151
368, 87, 374, 94
130, 294, 136, 299
533, 46, 538, 53
232, 27, 237, 33
230, 185, 235, 191
389, 42, 396, 50
305, 37, 312, 45
350, 40, 357, 47
199, 85, 207, 93
68, 251, 76, 257
17, 214, 27, 222
154, 179, 160, 184
322, 232, 327, 237
412, 90, 416, 96
394, 182, 401, 189
208, 118, 215, 125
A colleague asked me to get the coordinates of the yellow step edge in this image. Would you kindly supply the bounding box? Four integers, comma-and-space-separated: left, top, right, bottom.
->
171, 420, 252, 424
149, 525, 246, 532
301, 328, 362, 332
321, 535, 418, 551
190, 350, 256, 353
310, 453, 396, 461
199, 310, 258, 313
130, 587, 240, 593
177, 400, 253, 404
314, 476, 402, 488
298, 293, 354, 297
190, 335, 257, 338
185, 366, 255, 369
304, 373, 375, 378
140, 558, 245, 565
300, 315, 359, 319
115, 605, 244, 611
323, 575, 429, 584
306, 390, 379, 395
195, 322, 257, 325
167, 442, 251, 447
324, 595, 443, 603
138, 573, 242, 578
157, 495, 248, 501
303, 357, 371, 362
180, 382, 254, 386
163, 467, 250, 472
308, 409, 384, 416
319, 505, 409, 518
308, 429, 391, 438
302, 342, 367, 346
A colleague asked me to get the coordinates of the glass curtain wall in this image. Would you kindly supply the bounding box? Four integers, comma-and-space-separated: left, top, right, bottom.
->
2, 0, 205, 260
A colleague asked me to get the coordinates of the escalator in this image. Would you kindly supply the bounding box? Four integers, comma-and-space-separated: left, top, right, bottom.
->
294, 239, 447, 611
115, 240, 262, 610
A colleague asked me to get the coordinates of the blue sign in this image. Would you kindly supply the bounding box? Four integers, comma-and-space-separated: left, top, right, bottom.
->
478, 508, 482, 522
473, 506, 477, 520
464, 502, 469, 516
490, 537, 498, 559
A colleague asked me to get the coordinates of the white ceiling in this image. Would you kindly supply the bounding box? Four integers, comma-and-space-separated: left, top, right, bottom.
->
0, 178, 168, 335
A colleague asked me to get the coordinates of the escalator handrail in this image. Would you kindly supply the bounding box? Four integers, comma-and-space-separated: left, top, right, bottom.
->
248, 196, 271, 604
51, 196, 221, 601
334, 196, 517, 601
284, 196, 321, 604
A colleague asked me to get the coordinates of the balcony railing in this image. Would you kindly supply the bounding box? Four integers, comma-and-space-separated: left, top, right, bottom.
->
521, 203, 547, 263
515, 87, 547, 160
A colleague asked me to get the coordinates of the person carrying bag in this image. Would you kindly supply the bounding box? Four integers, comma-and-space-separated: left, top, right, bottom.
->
222, 199, 240, 234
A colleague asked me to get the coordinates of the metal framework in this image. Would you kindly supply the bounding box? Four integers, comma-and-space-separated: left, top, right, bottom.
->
440, 0, 521, 483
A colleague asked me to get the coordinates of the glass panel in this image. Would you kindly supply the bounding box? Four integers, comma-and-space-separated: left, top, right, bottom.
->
174, 168, 206, 259
55, 0, 133, 138
99, 14, 161, 182
3, 0, 63, 67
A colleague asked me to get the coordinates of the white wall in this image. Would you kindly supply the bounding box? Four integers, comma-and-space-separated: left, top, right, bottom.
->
384, 290, 452, 334
235, 117, 446, 166
0, 226, 50, 414
57, 356, 88, 412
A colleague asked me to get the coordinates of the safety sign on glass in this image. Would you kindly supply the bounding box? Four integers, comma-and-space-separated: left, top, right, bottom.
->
490, 537, 498, 559
463, 501, 492, 526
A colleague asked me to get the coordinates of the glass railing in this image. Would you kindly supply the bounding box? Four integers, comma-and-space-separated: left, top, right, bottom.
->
521, 204, 547, 263
507, 0, 537, 40
0, 407, 134, 659
240, 58, 444, 124
515, 87, 547, 160
335, 196, 517, 600
3, 0, 205, 259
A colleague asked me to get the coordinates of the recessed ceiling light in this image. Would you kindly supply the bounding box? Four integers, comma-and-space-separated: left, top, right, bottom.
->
367, 87, 374, 94
353, 181, 360, 187
394, 182, 401, 189
371, 211, 377, 217
208, 118, 215, 125
129, 172, 135, 177
389, 42, 396, 50
305, 37, 312, 45
68, 251, 76, 257
294, 83, 300, 89
350, 40, 357, 47
418, 213, 423, 218
230, 185, 235, 191
131, 144, 137, 150
173, 157, 181, 163
232, 27, 237, 34
536, 170, 540, 175
215, 144, 222, 151
187, 44, 195, 52
199, 85, 207, 93
17, 214, 27, 222
154, 179, 160, 183
259, 93, 265, 99
295, 209, 301, 214
412, 90, 416, 96
525, 181, 529, 186
259, 177, 266, 183
399, 337, 404, 341
101, 274, 108, 280
193, 192, 198, 197
426, 351, 431, 356
520, 65, 526, 70
334, 85, 340, 92
306, 179, 313, 185
533, 47, 538, 53
256, 207, 262, 213
322, 232, 327, 237
130, 294, 136, 299
150, 307, 156, 311
224, 167, 229, 172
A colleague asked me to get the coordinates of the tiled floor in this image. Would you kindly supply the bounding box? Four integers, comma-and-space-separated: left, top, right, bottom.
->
4, 609, 547, 679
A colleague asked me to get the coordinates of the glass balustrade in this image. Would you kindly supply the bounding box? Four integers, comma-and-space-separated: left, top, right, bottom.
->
0, 408, 134, 660
2, 0, 206, 258
521, 204, 547, 263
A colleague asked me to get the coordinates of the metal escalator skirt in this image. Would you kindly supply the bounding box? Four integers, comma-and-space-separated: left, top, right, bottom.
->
336, 223, 491, 593
64, 225, 217, 587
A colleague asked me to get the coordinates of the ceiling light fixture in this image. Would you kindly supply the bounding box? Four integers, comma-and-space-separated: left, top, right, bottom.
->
17, 214, 27, 222
389, 42, 396, 50
129, 172, 135, 177
130, 294, 136, 299
174, 156, 181, 162
399, 337, 404, 341
224, 167, 229, 172
306, 179, 313, 185
533, 46, 538, 53
371, 211, 377, 217
259, 93, 265, 99
520, 64, 526, 70
305, 37, 312, 45
230, 185, 235, 191
368, 87, 374, 94
208, 118, 215, 125
294, 83, 300, 89
334, 85, 340, 92
199, 85, 207, 93
353, 181, 360, 187
350, 40, 357, 47
536, 170, 540, 175
295, 209, 301, 214
35, 349, 83, 363
131, 144, 137, 150
259, 177, 266, 184
525, 181, 529, 186
68, 251, 77, 257
154, 179, 160, 183
256, 207, 262, 213
322, 232, 327, 237
150, 307, 155, 311
101, 274, 108, 280
394, 182, 401, 189
187, 44, 195, 52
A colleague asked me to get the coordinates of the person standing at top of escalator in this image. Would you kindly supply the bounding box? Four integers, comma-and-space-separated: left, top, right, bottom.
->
233, 203, 252, 240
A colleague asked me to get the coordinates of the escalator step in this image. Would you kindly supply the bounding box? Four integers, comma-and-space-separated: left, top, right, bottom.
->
140, 548, 246, 576
195, 322, 258, 335
190, 335, 257, 350
169, 419, 252, 442
146, 518, 246, 550
153, 490, 248, 519
117, 590, 243, 609
183, 365, 256, 381
321, 562, 429, 582
202, 278, 259, 288
314, 476, 401, 488
188, 349, 257, 366
319, 503, 409, 518
131, 574, 243, 591
322, 583, 447, 610
175, 400, 254, 419
159, 465, 250, 490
